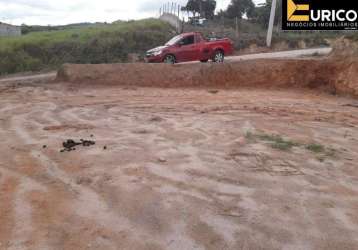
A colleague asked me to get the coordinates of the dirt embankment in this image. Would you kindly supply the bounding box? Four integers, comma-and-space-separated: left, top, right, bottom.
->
56, 41, 358, 98
328, 38, 358, 97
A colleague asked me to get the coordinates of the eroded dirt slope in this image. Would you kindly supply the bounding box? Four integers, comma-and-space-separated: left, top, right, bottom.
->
0, 83, 358, 249
56, 57, 358, 98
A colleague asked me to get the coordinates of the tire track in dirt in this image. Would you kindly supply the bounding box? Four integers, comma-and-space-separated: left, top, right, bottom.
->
7, 176, 47, 250
0, 176, 19, 249
2, 84, 358, 249
117, 114, 261, 246
7, 103, 178, 249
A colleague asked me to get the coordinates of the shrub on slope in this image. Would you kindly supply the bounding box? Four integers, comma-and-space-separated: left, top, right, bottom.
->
0, 19, 175, 75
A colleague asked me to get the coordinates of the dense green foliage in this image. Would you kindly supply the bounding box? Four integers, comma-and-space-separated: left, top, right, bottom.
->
195, 0, 353, 50
20, 23, 96, 35
182, 0, 217, 19
226, 0, 256, 19
0, 19, 174, 75
250, 0, 282, 27
220, 0, 281, 27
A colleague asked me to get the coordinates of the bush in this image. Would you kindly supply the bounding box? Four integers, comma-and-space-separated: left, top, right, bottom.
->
0, 50, 42, 75
0, 19, 174, 75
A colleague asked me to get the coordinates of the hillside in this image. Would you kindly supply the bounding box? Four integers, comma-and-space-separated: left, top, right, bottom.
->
1, 16, 357, 76
183, 18, 356, 52
20, 23, 103, 35
0, 19, 175, 75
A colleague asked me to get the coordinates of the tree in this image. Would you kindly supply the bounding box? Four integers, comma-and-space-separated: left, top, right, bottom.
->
203, 0, 217, 19
250, 0, 282, 28
181, 0, 199, 17
250, 3, 270, 26
226, 0, 255, 19
182, 0, 217, 19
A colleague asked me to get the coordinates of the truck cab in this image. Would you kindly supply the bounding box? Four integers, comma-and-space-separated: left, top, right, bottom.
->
146, 32, 234, 64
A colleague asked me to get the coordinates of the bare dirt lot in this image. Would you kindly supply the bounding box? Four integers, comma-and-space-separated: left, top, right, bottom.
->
1, 77, 358, 249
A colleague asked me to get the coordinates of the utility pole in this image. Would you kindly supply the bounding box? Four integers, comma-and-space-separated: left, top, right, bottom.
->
235, 17, 239, 39
266, 0, 277, 47
199, 0, 203, 18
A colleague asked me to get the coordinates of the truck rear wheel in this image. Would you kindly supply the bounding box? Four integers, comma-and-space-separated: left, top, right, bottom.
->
163, 55, 176, 64
213, 50, 224, 63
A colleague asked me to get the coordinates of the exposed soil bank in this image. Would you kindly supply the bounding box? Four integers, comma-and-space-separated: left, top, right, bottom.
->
56, 57, 358, 98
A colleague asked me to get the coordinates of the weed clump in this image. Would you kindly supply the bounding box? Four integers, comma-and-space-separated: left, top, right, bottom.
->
306, 143, 325, 153
245, 132, 338, 159
247, 133, 300, 151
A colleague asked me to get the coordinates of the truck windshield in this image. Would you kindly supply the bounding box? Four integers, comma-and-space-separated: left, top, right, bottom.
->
165, 35, 183, 46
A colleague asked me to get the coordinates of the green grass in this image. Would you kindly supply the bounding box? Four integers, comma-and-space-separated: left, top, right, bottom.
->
245, 131, 255, 140
257, 134, 300, 151
0, 19, 174, 75
245, 132, 337, 159
305, 143, 325, 153
245, 132, 300, 151
0, 19, 171, 50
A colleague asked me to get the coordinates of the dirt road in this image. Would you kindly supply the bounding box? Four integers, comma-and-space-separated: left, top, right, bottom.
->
227, 47, 332, 61
0, 81, 358, 249
175, 47, 331, 65
0, 73, 57, 83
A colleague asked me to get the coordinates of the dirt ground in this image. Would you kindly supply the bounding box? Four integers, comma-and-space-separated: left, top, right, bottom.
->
0, 79, 358, 250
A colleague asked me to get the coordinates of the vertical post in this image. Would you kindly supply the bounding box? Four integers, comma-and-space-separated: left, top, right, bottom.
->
182, 17, 185, 33
266, 0, 277, 47
178, 5, 180, 18
235, 17, 239, 39
199, 1, 203, 18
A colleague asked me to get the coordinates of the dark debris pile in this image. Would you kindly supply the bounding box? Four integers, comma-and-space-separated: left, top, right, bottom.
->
60, 139, 96, 152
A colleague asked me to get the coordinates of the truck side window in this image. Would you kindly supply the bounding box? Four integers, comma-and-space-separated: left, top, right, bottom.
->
181, 35, 195, 46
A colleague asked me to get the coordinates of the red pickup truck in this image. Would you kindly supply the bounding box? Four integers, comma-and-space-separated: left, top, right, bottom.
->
146, 32, 234, 64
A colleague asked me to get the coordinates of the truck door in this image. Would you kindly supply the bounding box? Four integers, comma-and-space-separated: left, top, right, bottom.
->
176, 35, 198, 62
195, 34, 210, 61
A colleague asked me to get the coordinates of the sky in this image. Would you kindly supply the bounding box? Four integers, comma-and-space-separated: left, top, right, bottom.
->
0, 0, 265, 26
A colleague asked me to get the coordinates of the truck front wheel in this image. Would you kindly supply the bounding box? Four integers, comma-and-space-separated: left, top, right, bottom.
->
213, 50, 224, 63
163, 54, 176, 64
